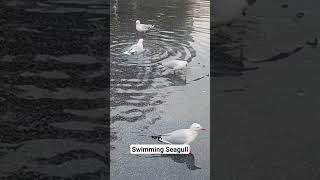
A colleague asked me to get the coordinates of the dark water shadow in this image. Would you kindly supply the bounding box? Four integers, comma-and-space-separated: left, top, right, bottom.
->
0, 0, 109, 179
211, 5, 320, 78
211, 25, 259, 78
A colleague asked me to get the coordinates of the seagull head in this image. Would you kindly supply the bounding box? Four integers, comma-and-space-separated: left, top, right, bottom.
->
136, 20, 140, 24
190, 123, 206, 131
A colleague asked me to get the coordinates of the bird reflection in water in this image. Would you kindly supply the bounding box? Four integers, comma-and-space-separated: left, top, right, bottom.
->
163, 73, 187, 86
149, 153, 201, 170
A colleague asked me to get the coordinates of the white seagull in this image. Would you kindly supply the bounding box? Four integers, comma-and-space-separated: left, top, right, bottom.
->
213, 0, 256, 27
123, 39, 145, 55
136, 20, 154, 32
151, 123, 206, 145
160, 60, 188, 72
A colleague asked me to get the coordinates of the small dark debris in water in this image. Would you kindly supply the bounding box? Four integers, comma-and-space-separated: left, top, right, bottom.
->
212, 65, 259, 77
155, 100, 163, 104
306, 38, 318, 48
239, 48, 245, 61
192, 77, 204, 81
296, 91, 305, 97
192, 74, 207, 81
236, 66, 259, 71
198, 62, 200, 64
296, 12, 305, 18
0, 97, 5, 102
5, 144, 23, 151
202, 65, 205, 68
242, 8, 247, 16
281, 4, 289, 8
247, 0, 257, 6
223, 88, 245, 93
253, 46, 304, 63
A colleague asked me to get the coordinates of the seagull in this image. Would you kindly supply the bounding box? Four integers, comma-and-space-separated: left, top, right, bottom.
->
160, 60, 188, 73
151, 123, 205, 145
213, 0, 256, 27
123, 39, 145, 55
136, 20, 154, 32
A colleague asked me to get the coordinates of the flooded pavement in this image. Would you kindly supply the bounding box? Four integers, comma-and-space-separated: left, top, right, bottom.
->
0, 0, 108, 179
213, 0, 320, 179
110, 0, 210, 179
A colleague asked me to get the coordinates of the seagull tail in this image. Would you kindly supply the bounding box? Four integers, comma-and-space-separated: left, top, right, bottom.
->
147, 25, 155, 30
151, 135, 171, 144
123, 51, 130, 55
151, 135, 164, 143
151, 135, 161, 140
123, 50, 137, 55
157, 62, 166, 68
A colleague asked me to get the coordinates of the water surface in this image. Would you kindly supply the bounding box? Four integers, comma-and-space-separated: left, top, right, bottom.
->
110, 0, 210, 179
213, 0, 320, 179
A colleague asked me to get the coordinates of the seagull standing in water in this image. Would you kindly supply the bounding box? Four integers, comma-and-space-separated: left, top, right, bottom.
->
213, 0, 256, 27
123, 39, 145, 55
136, 20, 154, 33
151, 123, 206, 145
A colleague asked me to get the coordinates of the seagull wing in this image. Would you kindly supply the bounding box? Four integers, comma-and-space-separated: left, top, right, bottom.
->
161, 60, 179, 69
160, 129, 191, 144
142, 24, 154, 30
123, 45, 136, 55
124, 42, 143, 55
128, 44, 138, 54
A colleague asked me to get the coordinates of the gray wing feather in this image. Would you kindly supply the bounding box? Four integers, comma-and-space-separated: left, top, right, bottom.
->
161, 129, 190, 144
143, 24, 154, 29
161, 61, 178, 68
